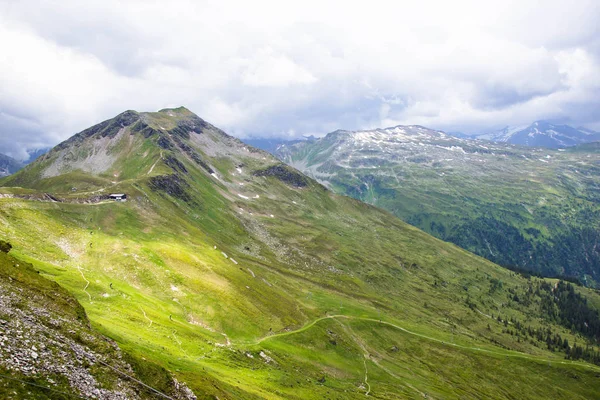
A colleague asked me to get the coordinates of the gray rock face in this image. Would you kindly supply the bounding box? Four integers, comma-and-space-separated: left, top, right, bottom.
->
0, 285, 135, 398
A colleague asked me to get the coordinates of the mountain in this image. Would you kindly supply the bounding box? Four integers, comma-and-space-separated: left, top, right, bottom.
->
243, 137, 316, 154
24, 147, 51, 164
469, 121, 600, 148
275, 124, 600, 285
0, 153, 24, 177
2, 108, 600, 398
0, 148, 50, 177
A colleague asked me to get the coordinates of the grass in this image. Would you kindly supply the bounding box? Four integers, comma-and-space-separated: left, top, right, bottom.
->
279, 131, 600, 283
258, 317, 600, 399
0, 250, 194, 399
1, 109, 600, 398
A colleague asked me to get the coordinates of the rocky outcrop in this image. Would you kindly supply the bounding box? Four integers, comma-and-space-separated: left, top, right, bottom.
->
167, 115, 209, 139
253, 164, 309, 188
148, 174, 193, 203
172, 136, 214, 174
164, 155, 188, 174
130, 119, 162, 138
55, 111, 141, 151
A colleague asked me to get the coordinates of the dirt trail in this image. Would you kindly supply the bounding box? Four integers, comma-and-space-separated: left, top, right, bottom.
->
335, 318, 425, 397
148, 151, 163, 175
333, 318, 372, 396
140, 306, 153, 327
362, 358, 370, 396
77, 266, 92, 302
246, 314, 600, 371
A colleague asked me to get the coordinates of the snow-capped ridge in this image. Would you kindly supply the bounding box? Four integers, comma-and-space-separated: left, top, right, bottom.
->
469, 120, 600, 149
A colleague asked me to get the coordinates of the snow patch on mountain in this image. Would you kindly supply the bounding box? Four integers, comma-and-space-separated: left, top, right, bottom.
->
467, 121, 600, 149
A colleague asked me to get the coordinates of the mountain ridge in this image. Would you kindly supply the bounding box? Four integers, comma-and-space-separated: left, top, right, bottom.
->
0, 149, 51, 177
0, 153, 24, 177
274, 123, 600, 284
467, 120, 600, 148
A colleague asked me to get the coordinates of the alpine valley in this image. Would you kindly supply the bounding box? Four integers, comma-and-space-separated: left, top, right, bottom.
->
275, 125, 600, 287
2, 108, 600, 399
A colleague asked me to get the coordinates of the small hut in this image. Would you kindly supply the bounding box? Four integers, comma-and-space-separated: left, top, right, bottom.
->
109, 193, 127, 202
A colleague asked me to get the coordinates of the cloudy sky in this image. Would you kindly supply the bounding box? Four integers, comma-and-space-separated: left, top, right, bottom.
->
1, 0, 599, 159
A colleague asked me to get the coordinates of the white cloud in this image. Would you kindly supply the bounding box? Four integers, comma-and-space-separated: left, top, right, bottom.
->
556, 48, 600, 88
0, 0, 599, 154
242, 47, 317, 87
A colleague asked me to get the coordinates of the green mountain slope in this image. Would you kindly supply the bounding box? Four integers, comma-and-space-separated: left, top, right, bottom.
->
0, 245, 195, 399
275, 126, 600, 285
1, 108, 600, 398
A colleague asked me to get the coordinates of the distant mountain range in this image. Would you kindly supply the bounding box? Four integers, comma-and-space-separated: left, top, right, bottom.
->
460, 120, 600, 148
0, 148, 50, 177
4, 120, 595, 178
243, 136, 317, 154
272, 124, 600, 284
0, 153, 24, 177
24, 148, 51, 164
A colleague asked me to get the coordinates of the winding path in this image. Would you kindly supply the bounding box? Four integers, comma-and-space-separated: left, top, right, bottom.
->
140, 306, 153, 327
362, 358, 370, 396
147, 151, 163, 175
77, 266, 92, 302
246, 314, 600, 372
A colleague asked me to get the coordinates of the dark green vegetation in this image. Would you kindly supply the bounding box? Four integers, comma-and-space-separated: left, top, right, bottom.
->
275, 126, 600, 286
0, 240, 11, 253
1, 108, 600, 398
483, 279, 600, 365
538, 281, 600, 344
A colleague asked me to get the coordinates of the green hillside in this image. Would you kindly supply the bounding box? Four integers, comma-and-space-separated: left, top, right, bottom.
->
275, 127, 600, 285
1, 108, 600, 398
0, 243, 195, 399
